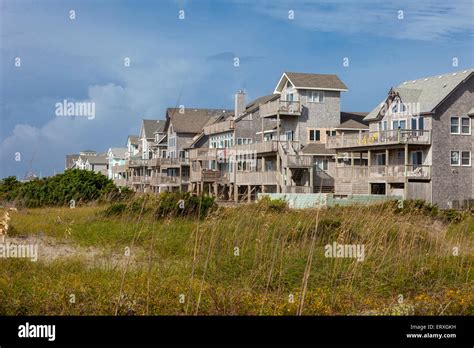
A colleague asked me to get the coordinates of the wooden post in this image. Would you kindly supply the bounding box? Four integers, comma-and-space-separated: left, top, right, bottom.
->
404, 143, 408, 200
234, 185, 239, 203
248, 185, 251, 202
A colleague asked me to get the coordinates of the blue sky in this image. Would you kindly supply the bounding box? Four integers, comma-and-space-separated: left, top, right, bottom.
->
1, 0, 473, 178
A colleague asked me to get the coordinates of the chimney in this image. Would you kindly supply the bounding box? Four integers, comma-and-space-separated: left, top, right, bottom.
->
234, 90, 246, 118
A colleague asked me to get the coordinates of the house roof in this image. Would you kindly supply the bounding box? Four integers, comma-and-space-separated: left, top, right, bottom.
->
245, 94, 280, 113
128, 135, 139, 145
337, 112, 369, 129
82, 154, 108, 165
468, 106, 474, 116
166, 108, 232, 134
365, 69, 473, 121
301, 143, 335, 155
141, 120, 164, 139
275, 72, 348, 93
108, 147, 127, 159
65, 154, 79, 169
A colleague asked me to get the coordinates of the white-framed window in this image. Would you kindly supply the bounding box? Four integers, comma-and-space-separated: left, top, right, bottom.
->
309, 129, 320, 142
450, 151, 460, 166
378, 120, 388, 131
325, 130, 336, 137
285, 131, 294, 141
461, 117, 471, 135
390, 101, 407, 114
237, 138, 252, 145
451, 117, 471, 135
392, 119, 406, 130
450, 117, 460, 134
461, 151, 471, 166
411, 117, 424, 130
308, 91, 324, 103
314, 158, 328, 171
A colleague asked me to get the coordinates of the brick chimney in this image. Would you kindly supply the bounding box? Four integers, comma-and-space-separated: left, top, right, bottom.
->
234, 90, 246, 118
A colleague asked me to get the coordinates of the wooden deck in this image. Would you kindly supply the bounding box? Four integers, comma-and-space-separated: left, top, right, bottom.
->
327, 130, 431, 149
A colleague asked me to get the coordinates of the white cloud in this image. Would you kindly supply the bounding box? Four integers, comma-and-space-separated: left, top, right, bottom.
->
235, 0, 473, 41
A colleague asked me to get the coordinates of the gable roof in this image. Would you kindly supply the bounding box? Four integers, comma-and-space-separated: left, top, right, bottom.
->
140, 120, 164, 139
65, 154, 79, 169
365, 69, 473, 121
108, 147, 127, 159
337, 112, 369, 129
166, 108, 232, 134
275, 72, 348, 93
127, 135, 139, 146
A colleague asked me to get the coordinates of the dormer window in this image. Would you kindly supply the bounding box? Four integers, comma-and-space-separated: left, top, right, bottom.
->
390, 101, 407, 114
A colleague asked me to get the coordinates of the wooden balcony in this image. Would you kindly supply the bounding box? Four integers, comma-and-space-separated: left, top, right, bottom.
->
285, 154, 313, 168
233, 141, 278, 154
260, 100, 301, 118
159, 158, 189, 167
130, 176, 151, 184
111, 164, 128, 173
335, 165, 431, 181
235, 171, 277, 185
327, 130, 431, 149
129, 159, 149, 167
188, 148, 219, 160
203, 119, 234, 135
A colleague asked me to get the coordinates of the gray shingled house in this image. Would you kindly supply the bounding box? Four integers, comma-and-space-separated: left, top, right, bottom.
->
326, 69, 473, 209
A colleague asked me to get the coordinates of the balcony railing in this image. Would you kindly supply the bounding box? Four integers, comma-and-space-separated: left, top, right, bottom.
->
285, 154, 313, 167
260, 100, 301, 117
203, 119, 235, 135
111, 164, 128, 173
235, 171, 277, 184
327, 130, 431, 149
336, 165, 431, 180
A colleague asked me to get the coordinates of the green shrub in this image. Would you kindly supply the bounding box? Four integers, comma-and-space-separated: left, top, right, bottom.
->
0, 169, 129, 207
258, 196, 288, 212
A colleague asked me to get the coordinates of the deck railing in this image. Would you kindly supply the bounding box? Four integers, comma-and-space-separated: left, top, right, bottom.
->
327, 130, 431, 149
260, 100, 301, 117
336, 165, 431, 180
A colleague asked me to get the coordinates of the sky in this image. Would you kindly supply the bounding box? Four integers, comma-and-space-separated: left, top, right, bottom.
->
0, 0, 473, 178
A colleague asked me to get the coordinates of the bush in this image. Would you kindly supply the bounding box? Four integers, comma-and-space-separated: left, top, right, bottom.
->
258, 196, 288, 212
155, 192, 215, 218
0, 169, 130, 208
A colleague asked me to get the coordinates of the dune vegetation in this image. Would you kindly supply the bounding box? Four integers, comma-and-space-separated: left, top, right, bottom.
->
0, 195, 472, 315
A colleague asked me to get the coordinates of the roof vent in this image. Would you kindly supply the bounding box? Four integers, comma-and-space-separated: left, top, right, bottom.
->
424, 78, 428, 81
443, 84, 447, 88
438, 76, 443, 78
452, 73, 457, 76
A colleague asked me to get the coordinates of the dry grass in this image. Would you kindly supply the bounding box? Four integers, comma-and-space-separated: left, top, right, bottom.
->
0, 202, 472, 315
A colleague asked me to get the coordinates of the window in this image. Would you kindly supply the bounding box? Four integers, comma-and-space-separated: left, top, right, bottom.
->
411, 151, 423, 166
461, 151, 471, 166
390, 101, 406, 114
309, 129, 320, 141
461, 117, 471, 135
450, 117, 459, 134
309, 91, 324, 103
286, 131, 294, 141
451, 151, 460, 166
392, 120, 406, 130
325, 130, 336, 137
376, 153, 386, 165
314, 158, 328, 171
